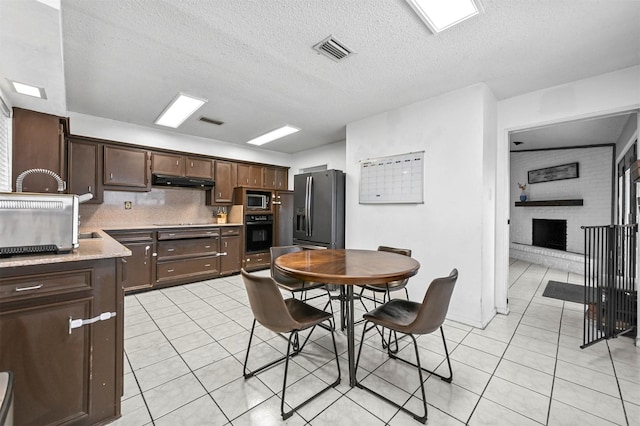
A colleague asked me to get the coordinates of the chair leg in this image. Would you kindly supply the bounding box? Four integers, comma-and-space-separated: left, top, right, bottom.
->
280, 319, 341, 420
355, 327, 429, 423
244, 319, 298, 379
388, 326, 453, 382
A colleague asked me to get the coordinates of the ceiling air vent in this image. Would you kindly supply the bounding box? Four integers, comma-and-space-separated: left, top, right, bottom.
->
312, 35, 354, 62
199, 116, 224, 126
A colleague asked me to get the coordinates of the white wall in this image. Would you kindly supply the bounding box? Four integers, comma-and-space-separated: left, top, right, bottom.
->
346, 83, 497, 327
496, 65, 640, 314
291, 140, 346, 175
510, 147, 613, 253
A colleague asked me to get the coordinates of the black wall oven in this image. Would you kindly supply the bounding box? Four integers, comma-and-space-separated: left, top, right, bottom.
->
245, 214, 273, 253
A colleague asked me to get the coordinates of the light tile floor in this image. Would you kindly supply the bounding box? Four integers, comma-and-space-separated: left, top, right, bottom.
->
110, 259, 639, 425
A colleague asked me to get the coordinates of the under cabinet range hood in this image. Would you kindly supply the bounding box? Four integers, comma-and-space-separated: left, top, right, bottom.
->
152, 174, 215, 189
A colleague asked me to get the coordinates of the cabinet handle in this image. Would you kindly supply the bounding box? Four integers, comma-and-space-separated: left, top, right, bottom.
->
168, 233, 176, 237
69, 312, 117, 334
88, 185, 92, 193
204, 264, 211, 267
219, 192, 222, 197
219, 252, 227, 256
224, 241, 228, 248
190, 161, 194, 167
176, 160, 180, 166
167, 269, 175, 273
15, 284, 43, 292
167, 248, 175, 252
204, 245, 211, 249
109, 172, 114, 180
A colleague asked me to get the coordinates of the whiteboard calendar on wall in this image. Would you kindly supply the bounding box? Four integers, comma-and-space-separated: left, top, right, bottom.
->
359, 151, 424, 204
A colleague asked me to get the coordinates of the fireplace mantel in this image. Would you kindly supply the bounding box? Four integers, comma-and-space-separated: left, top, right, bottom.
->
515, 199, 583, 207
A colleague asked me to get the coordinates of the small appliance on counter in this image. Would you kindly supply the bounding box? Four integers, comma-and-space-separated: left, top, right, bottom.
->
0, 192, 92, 256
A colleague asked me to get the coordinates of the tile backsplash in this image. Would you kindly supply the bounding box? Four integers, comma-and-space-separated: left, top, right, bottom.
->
79, 188, 220, 228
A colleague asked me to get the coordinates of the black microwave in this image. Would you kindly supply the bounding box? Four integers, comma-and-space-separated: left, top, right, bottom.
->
246, 193, 269, 210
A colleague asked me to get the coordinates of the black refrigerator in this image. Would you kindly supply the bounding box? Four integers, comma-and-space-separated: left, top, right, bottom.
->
293, 169, 345, 249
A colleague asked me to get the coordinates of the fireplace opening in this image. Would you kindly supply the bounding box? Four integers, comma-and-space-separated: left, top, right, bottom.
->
533, 219, 567, 251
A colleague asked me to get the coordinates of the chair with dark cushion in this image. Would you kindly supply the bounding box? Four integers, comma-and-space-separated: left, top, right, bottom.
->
271, 245, 334, 316
357, 245, 412, 350
354, 268, 458, 424
241, 269, 341, 420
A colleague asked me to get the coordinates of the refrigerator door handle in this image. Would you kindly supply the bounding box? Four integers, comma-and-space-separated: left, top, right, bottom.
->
306, 176, 313, 237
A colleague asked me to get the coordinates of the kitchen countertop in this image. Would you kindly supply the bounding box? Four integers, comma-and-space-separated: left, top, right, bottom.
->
0, 223, 244, 269
0, 229, 131, 268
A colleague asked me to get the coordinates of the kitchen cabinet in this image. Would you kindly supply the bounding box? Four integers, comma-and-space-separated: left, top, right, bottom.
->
0, 258, 123, 426
12, 107, 68, 193
264, 167, 288, 190
273, 190, 294, 246
244, 252, 270, 271
156, 228, 220, 286
107, 230, 155, 291
151, 152, 214, 179
207, 160, 236, 204
103, 145, 150, 191
237, 163, 264, 187
220, 227, 241, 275
67, 137, 103, 203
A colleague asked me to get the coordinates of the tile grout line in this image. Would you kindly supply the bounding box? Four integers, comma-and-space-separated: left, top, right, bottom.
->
606, 339, 630, 426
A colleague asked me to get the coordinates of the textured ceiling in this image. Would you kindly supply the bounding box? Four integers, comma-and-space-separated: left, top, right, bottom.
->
1, 0, 639, 153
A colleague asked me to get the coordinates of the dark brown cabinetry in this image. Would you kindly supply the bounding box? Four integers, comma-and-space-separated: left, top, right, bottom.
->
67, 137, 103, 203
264, 167, 288, 190
151, 153, 214, 179
244, 252, 271, 271
0, 258, 123, 426
12, 107, 67, 193
220, 227, 241, 275
156, 228, 221, 286
237, 164, 264, 187
208, 160, 236, 204
108, 230, 155, 291
273, 190, 294, 246
103, 145, 150, 191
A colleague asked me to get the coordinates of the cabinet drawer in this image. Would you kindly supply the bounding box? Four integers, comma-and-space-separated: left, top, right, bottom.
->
156, 256, 220, 282
157, 228, 219, 240
157, 238, 218, 260
108, 230, 155, 243
0, 269, 92, 303
220, 227, 240, 236
244, 252, 270, 270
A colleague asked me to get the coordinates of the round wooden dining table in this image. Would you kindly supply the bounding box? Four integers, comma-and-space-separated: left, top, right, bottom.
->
274, 249, 420, 387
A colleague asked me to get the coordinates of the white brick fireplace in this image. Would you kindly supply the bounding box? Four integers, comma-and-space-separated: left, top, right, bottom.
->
510, 146, 613, 273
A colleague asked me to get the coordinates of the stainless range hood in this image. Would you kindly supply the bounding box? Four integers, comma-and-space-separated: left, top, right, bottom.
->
152, 174, 215, 189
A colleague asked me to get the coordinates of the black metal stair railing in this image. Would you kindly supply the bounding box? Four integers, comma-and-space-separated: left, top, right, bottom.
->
581, 224, 637, 348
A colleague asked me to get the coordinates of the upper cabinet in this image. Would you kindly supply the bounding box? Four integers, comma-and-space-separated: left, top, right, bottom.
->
151, 152, 213, 179
264, 167, 288, 190
103, 145, 151, 191
237, 163, 264, 187
12, 108, 68, 193
208, 160, 236, 204
67, 137, 103, 203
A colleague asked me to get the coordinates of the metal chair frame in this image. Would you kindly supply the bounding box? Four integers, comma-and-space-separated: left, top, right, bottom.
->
354, 269, 458, 424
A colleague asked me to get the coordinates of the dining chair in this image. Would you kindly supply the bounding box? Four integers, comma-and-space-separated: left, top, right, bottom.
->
354, 268, 458, 424
240, 269, 341, 420
271, 245, 335, 316
357, 245, 412, 351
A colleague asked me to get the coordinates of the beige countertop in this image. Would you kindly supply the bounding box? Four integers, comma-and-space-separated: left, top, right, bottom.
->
0, 230, 131, 269
99, 222, 243, 231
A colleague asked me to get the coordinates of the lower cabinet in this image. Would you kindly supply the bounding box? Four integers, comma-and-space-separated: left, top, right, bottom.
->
244, 251, 271, 271
0, 258, 124, 426
155, 228, 221, 287
107, 230, 155, 292
220, 227, 241, 275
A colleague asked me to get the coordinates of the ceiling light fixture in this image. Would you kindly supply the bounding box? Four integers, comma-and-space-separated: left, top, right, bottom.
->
9, 80, 47, 99
247, 125, 300, 146
405, 0, 482, 33
155, 93, 207, 128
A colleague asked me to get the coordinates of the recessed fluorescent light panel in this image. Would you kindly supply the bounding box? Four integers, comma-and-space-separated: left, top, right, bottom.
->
155, 93, 207, 128
247, 125, 300, 146
10, 80, 47, 99
405, 0, 482, 33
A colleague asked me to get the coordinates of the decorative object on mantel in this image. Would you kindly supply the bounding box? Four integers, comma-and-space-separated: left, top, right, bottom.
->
515, 199, 583, 207
528, 162, 579, 184
517, 182, 527, 202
